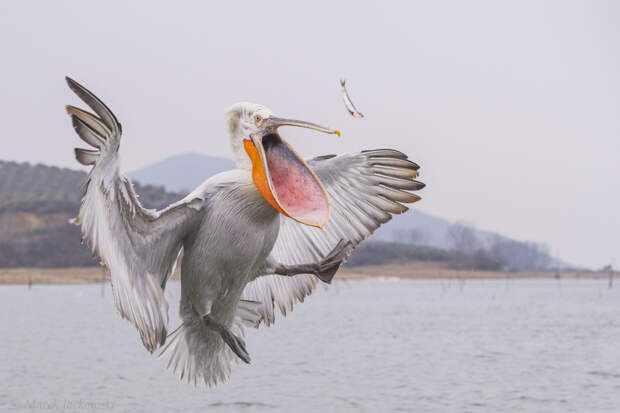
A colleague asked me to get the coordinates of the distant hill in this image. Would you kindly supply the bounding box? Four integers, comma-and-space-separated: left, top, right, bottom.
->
0, 160, 183, 211
128, 153, 235, 192
372, 207, 509, 250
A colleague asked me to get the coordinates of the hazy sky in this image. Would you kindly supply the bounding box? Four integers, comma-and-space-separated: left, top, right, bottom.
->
1, 1, 618, 268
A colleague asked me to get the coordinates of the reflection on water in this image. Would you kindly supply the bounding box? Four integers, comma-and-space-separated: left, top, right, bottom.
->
1, 278, 619, 412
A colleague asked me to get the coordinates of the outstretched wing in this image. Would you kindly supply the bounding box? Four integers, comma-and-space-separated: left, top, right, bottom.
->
242, 149, 423, 325
65, 77, 204, 352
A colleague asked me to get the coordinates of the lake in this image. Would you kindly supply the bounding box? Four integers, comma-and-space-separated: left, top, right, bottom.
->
1, 278, 619, 412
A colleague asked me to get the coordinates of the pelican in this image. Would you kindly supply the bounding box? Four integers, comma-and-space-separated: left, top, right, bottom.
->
64, 77, 424, 386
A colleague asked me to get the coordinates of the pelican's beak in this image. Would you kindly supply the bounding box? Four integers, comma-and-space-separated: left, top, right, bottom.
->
243, 117, 340, 228
262, 117, 341, 137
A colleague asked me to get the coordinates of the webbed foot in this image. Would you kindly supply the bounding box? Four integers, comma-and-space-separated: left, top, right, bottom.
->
203, 315, 251, 364
315, 239, 353, 284
220, 328, 251, 364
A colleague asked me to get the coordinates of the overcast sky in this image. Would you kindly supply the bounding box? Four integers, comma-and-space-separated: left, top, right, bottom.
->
1, 1, 618, 268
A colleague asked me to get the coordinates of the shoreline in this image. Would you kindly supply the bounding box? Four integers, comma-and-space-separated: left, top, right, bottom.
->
0, 264, 602, 285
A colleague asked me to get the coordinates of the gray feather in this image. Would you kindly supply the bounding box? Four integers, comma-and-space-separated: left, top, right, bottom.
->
71, 115, 106, 148
66, 77, 122, 137
362, 149, 408, 159
65, 105, 110, 139
372, 164, 419, 179
74, 148, 99, 165
368, 157, 420, 170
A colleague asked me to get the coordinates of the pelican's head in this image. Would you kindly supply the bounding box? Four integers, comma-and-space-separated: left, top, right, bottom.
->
225, 102, 340, 228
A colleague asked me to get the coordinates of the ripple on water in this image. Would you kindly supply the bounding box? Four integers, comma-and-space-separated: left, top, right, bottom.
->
588, 370, 620, 379
208, 401, 278, 409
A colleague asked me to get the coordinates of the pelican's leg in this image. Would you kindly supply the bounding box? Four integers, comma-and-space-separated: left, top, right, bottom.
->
274, 239, 352, 284
203, 315, 251, 364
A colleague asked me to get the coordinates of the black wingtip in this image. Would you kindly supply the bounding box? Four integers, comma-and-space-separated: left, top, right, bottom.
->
65, 77, 83, 97
65, 76, 84, 94
362, 149, 408, 160
412, 180, 426, 190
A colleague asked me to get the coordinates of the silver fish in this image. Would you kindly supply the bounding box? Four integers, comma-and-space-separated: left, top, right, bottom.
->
340, 79, 364, 118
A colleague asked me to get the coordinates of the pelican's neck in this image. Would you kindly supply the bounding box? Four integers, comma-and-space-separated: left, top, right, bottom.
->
230, 135, 252, 170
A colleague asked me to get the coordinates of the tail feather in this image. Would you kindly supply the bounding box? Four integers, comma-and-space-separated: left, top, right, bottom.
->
160, 299, 261, 386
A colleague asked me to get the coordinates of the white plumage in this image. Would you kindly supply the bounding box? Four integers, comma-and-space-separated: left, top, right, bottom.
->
64, 77, 423, 385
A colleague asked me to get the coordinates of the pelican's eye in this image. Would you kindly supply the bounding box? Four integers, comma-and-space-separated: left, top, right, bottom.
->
254, 114, 263, 126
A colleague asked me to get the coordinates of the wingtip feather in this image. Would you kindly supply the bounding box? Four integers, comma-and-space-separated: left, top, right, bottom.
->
74, 147, 99, 165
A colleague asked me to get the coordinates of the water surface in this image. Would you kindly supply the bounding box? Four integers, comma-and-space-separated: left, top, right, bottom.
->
1, 278, 619, 412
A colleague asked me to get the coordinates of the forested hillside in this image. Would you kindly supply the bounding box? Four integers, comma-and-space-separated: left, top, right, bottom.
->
0, 161, 184, 267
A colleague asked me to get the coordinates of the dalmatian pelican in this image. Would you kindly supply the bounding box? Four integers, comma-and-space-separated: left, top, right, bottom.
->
64, 77, 424, 386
